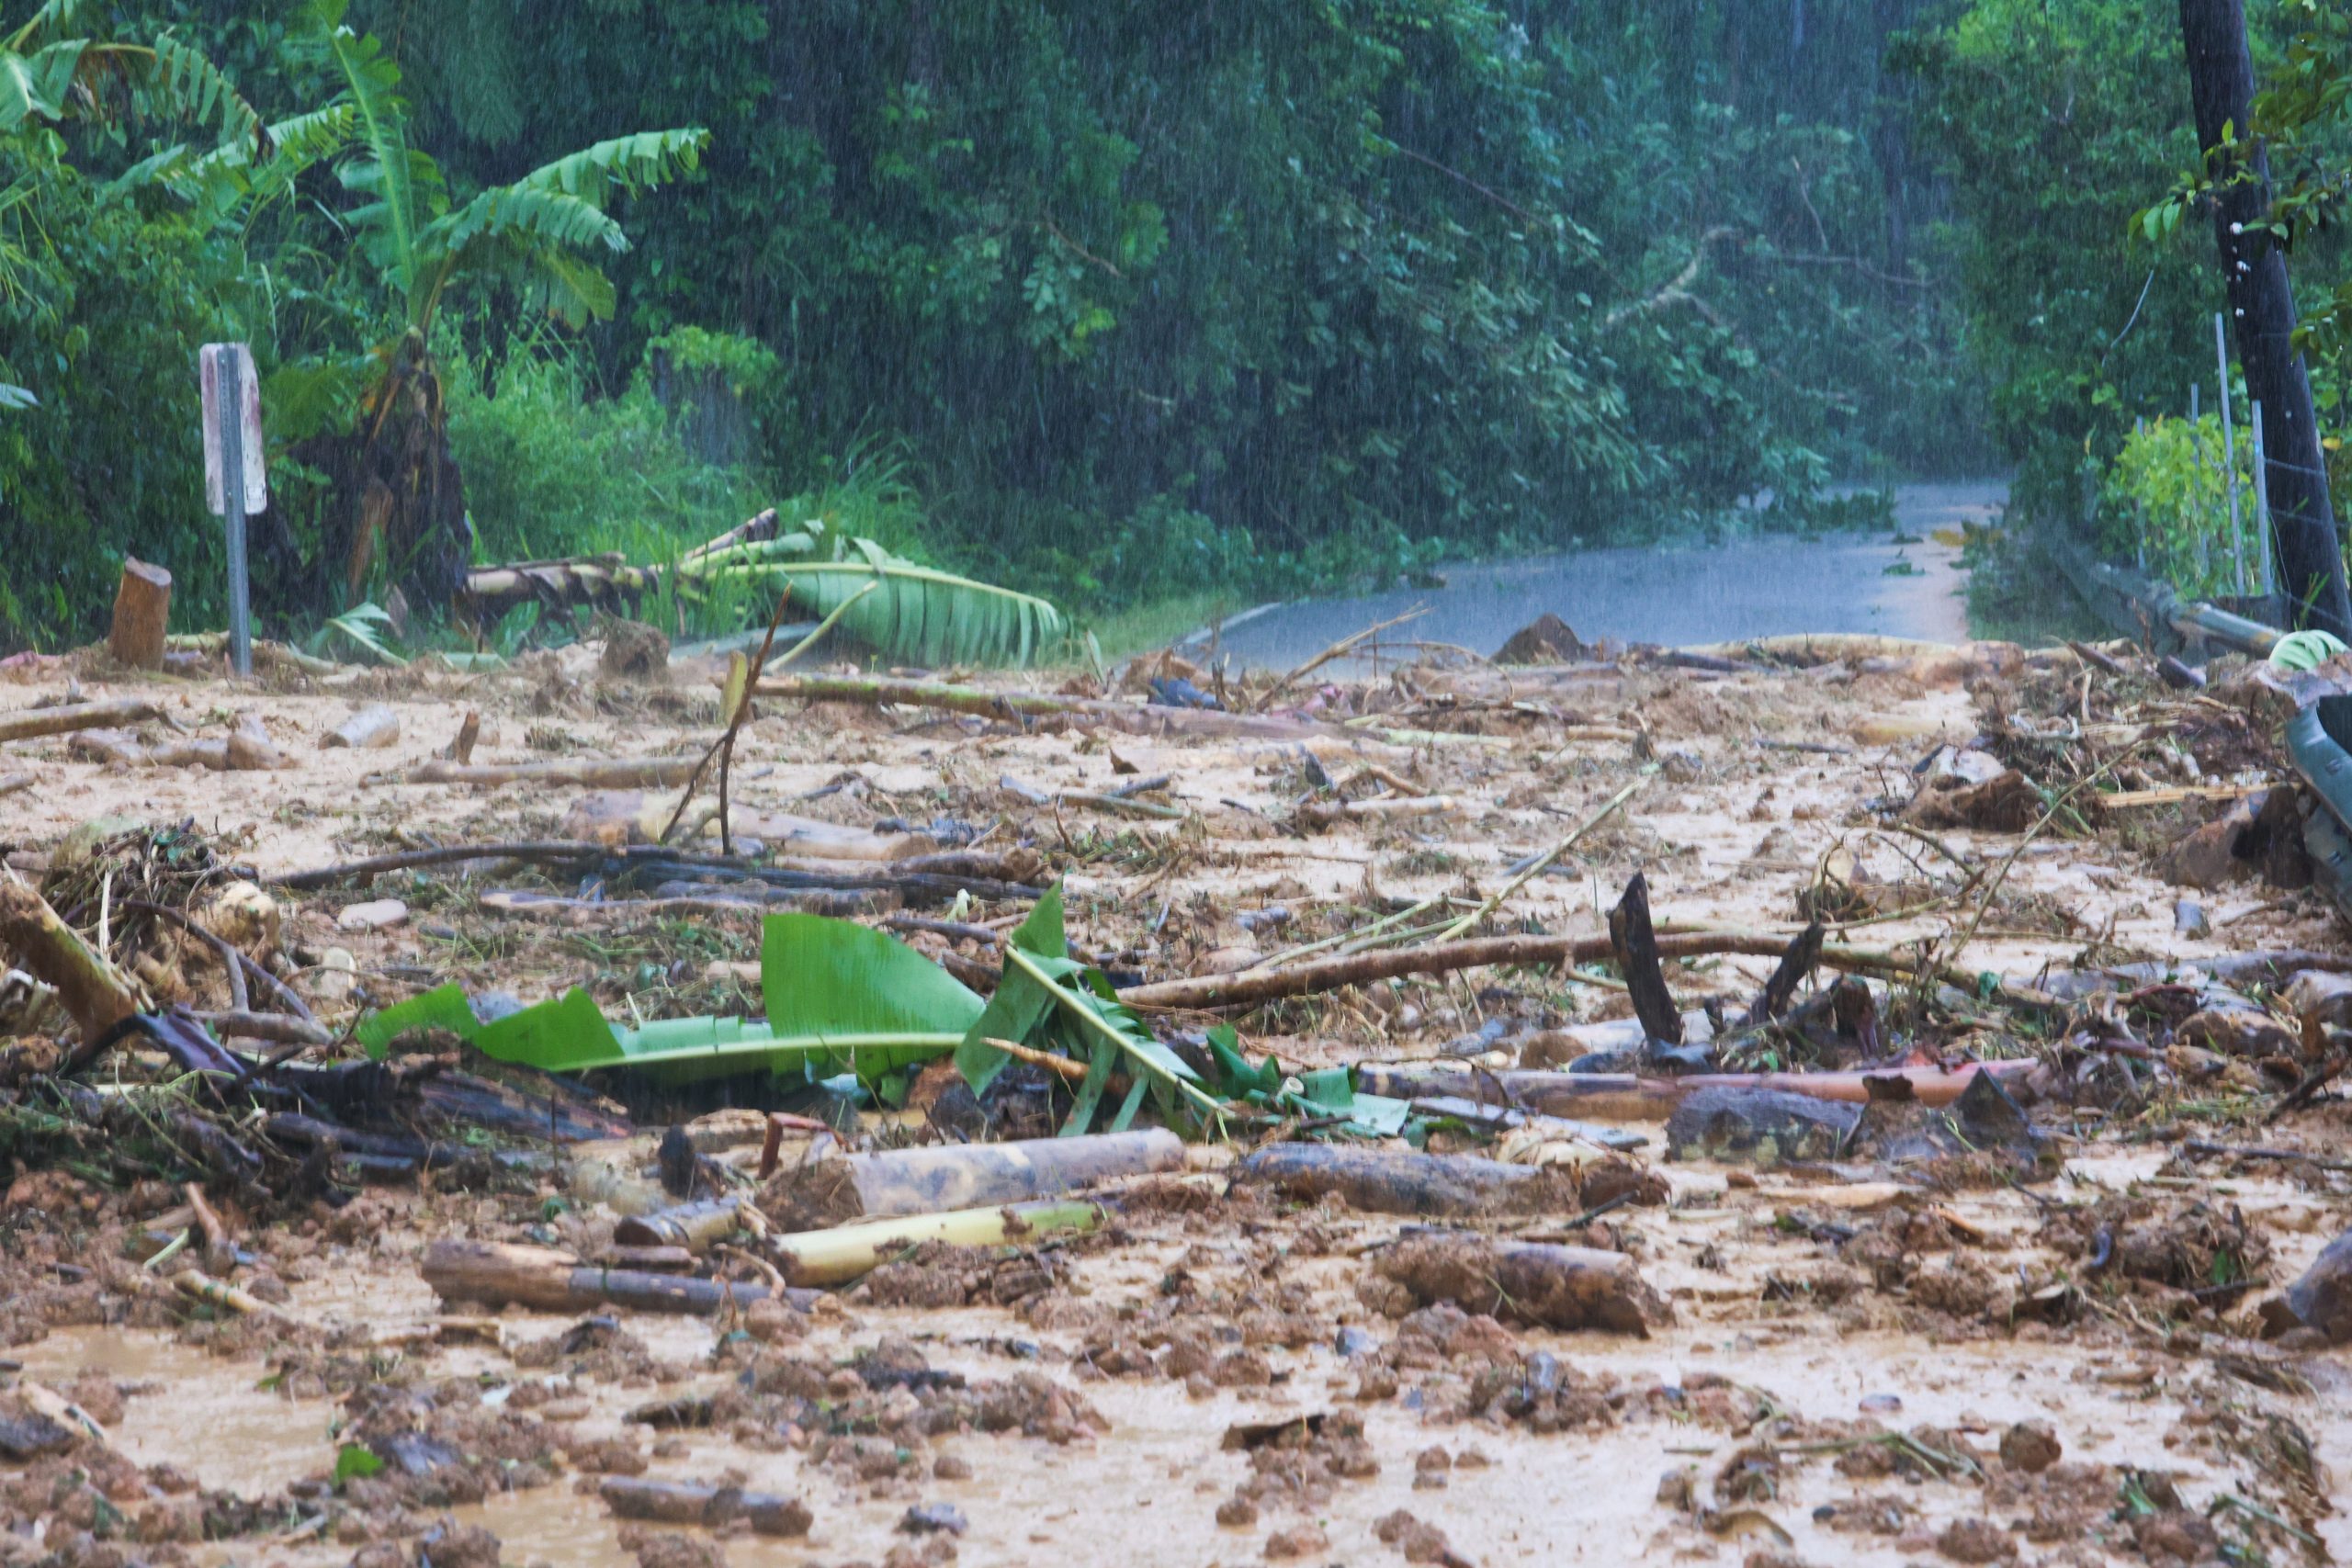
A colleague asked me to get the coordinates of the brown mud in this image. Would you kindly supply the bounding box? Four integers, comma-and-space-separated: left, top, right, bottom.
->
4, 628, 2351, 1568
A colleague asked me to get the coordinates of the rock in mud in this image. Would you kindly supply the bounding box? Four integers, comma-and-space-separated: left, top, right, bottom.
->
1493, 613, 1588, 664
2280, 1226, 2352, 1343
1847, 1067, 2053, 1179
1666, 1087, 1860, 1165
1998, 1420, 2062, 1473
2283, 970, 2352, 1034
1373, 1235, 1671, 1336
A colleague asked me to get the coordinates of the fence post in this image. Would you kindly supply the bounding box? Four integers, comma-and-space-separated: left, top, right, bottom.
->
2250, 398, 2275, 604
2190, 382, 2210, 580
2215, 313, 2246, 599
199, 344, 264, 677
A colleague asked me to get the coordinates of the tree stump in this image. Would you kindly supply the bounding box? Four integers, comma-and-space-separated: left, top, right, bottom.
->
107, 558, 172, 670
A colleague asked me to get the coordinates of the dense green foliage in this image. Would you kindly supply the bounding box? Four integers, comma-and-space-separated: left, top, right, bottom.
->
0, 0, 1995, 651
1904, 0, 2352, 596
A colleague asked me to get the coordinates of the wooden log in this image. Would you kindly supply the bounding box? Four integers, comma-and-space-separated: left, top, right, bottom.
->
597, 1476, 811, 1537
407, 757, 705, 787
421, 1239, 817, 1315
0, 867, 143, 1067
753, 672, 1332, 741
107, 559, 172, 670
1236, 1145, 1578, 1218
1355, 1060, 2039, 1123
613, 1198, 742, 1254
0, 695, 166, 744
1298, 795, 1457, 828
759, 1129, 1185, 1229
323, 705, 401, 750
771, 1200, 1101, 1287
1375, 1234, 1671, 1334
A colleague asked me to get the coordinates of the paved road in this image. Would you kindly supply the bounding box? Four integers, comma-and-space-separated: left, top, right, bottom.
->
1188, 480, 2002, 671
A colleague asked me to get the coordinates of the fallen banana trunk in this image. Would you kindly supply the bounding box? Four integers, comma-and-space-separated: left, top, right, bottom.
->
759, 1129, 1183, 1229
1236, 1144, 1578, 1218
598, 1477, 812, 1538
0, 867, 143, 1069
0, 695, 167, 743
407, 756, 706, 787
1115, 926, 2063, 1013
772, 1199, 1102, 1287
1355, 1060, 2038, 1123
421, 1239, 818, 1315
613, 1198, 742, 1254
754, 672, 1331, 741
1374, 1234, 1671, 1335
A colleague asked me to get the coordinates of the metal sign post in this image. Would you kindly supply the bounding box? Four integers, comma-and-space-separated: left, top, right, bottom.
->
199, 344, 266, 677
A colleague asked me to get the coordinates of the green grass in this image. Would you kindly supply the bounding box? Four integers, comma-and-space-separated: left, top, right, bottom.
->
1079, 589, 1270, 660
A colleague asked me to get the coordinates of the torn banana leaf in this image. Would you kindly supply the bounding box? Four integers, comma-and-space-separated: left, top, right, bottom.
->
953, 884, 1222, 1134
1204, 1023, 1411, 1138
355, 914, 978, 1085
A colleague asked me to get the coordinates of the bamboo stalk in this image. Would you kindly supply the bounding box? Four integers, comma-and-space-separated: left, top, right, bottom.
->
1435, 778, 1641, 941
771, 1199, 1102, 1287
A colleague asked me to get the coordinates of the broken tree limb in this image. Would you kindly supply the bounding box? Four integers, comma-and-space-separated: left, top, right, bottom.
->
1374, 1234, 1672, 1335
1608, 872, 1682, 1046
406, 756, 705, 787
771, 1199, 1102, 1287
1746, 920, 1826, 1027
759, 1130, 1184, 1229
752, 672, 1333, 740
1354, 1060, 2039, 1123
1114, 926, 2063, 1013
421, 1239, 818, 1315
1236, 1144, 1577, 1218
0, 695, 167, 744
1255, 604, 1429, 712
0, 867, 143, 1068
107, 559, 172, 670
598, 1477, 812, 1538
323, 705, 400, 750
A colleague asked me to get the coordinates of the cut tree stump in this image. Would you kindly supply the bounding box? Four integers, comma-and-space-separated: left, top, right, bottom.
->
107, 558, 172, 670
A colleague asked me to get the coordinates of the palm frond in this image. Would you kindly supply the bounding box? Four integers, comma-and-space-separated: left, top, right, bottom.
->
149, 31, 262, 152
0, 39, 86, 131
513, 128, 708, 203
707, 538, 1068, 668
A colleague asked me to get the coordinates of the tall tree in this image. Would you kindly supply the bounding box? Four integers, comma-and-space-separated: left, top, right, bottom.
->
2177, 0, 2352, 635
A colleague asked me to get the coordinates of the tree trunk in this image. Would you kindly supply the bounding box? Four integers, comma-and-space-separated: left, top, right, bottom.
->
2179, 0, 2352, 637
107, 559, 172, 670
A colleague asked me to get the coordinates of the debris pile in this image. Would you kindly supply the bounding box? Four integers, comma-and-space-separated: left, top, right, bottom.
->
2, 609, 2348, 1565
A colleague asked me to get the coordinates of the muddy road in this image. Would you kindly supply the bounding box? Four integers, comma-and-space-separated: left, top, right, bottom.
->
3, 613, 2350, 1568
1197, 481, 1997, 671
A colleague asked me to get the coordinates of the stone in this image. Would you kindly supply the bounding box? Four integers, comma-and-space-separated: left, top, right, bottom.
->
1997, 1419, 2062, 1473
2281, 1226, 2352, 1344
1665, 1087, 1860, 1165
337, 898, 409, 933
2284, 970, 2352, 1034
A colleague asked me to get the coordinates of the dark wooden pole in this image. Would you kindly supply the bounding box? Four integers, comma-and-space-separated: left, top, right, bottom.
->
2179, 0, 2352, 637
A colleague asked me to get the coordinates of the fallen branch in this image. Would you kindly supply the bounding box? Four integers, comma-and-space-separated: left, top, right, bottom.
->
1255, 604, 1428, 713
422, 1239, 817, 1315
1355, 1060, 2039, 1123
406, 757, 705, 788
1435, 778, 1640, 941
0, 696, 167, 744
1298, 794, 1456, 828
760, 1130, 1182, 1228
1115, 925, 2062, 1013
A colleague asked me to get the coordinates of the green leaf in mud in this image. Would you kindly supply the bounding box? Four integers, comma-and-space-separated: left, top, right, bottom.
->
334, 1444, 384, 1486
954, 885, 1070, 1095
352, 915, 981, 1085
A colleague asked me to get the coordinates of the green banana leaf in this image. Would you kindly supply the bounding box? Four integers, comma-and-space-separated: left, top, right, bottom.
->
1203, 1023, 1410, 1138
355, 913, 980, 1085
697, 530, 1065, 669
